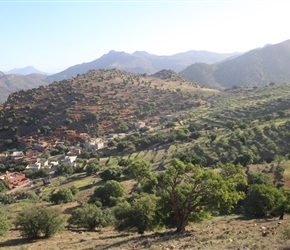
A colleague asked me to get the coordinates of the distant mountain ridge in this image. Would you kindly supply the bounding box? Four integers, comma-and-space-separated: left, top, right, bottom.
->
180, 40, 290, 89
0, 73, 47, 103
5, 66, 50, 76
45, 50, 239, 83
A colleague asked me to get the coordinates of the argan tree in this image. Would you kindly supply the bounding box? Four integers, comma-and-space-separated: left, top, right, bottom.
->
114, 193, 157, 234
15, 206, 65, 239
89, 180, 126, 207
157, 158, 245, 233
68, 203, 114, 231
50, 188, 75, 204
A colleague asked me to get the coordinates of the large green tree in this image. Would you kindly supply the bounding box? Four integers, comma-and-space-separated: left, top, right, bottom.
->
157, 158, 245, 233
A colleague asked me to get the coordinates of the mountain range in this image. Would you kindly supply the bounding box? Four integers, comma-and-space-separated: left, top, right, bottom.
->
180, 40, 290, 89
2, 39, 290, 103
0, 73, 47, 104
44, 50, 238, 83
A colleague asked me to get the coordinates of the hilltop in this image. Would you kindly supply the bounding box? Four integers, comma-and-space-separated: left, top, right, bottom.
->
0, 69, 214, 148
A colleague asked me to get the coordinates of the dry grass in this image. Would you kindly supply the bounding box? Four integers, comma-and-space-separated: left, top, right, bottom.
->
1, 215, 290, 250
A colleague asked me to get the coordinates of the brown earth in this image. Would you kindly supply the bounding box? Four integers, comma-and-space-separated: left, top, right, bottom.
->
1, 215, 290, 250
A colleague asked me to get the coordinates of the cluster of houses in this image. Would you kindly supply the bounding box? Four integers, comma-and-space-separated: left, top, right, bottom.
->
0, 114, 188, 189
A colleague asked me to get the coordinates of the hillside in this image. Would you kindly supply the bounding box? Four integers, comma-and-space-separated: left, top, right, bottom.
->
45, 50, 238, 83
0, 73, 48, 103
2, 68, 290, 168
2, 73, 290, 250
180, 39, 290, 89
0, 69, 214, 147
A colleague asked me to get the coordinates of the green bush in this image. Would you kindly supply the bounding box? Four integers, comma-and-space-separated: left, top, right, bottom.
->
243, 184, 285, 218
114, 193, 157, 234
89, 180, 126, 207
50, 188, 75, 204
68, 203, 114, 231
100, 167, 122, 181
0, 211, 10, 236
0, 193, 16, 205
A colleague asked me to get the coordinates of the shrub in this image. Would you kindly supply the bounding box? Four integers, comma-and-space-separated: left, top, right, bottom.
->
55, 163, 74, 175
0, 193, 16, 205
0, 211, 10, 236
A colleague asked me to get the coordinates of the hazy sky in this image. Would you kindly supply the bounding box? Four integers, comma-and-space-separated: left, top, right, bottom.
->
1, 0, 290, 73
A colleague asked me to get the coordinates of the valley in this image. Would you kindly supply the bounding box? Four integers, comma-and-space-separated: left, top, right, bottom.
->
1, 66, 290, 250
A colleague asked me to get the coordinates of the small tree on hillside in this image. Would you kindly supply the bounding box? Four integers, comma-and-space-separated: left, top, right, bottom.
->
55, 163, 74, 175
15, 206, 65, 239
50, 188, 75, 204
100, 167, 122, 181
68, 203, 114, 231
114, 193, 157, 234
85, 161, 100, 176
124, 160, 152, 185
243, 184, 285, 218
89, 180, 126, 207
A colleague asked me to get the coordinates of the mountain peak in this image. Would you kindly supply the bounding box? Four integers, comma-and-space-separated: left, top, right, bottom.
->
6, 66, 49, 76
133, 51, 151, 56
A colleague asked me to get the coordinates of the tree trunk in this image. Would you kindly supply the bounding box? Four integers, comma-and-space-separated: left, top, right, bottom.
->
175, 218, 186, 233
279, 212, 284, 220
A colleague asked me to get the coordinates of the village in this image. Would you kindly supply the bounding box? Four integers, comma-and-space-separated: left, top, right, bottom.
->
0, 111, 190, 189
0, 127, 118, 189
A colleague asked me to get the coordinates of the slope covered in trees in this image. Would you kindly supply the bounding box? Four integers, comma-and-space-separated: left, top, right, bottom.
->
0, 69, 213, 149
180, 39, 290, 89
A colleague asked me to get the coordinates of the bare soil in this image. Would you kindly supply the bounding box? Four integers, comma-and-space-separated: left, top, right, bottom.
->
1, 215, 290, 250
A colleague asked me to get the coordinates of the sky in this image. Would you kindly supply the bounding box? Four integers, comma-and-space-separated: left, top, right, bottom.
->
1, 0, 290, 73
